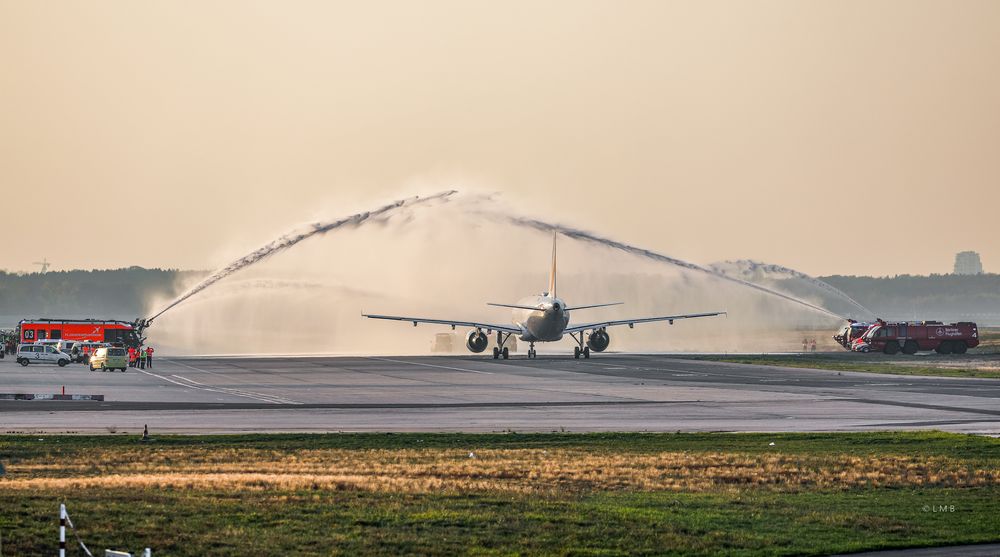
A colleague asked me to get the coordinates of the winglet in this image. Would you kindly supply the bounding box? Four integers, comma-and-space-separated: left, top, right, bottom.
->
548, 230, 557, 298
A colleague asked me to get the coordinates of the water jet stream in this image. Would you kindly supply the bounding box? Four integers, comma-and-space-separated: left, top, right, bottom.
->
480, 210, 847, 320
146, 190, 456, 323
711, 259, 874, 318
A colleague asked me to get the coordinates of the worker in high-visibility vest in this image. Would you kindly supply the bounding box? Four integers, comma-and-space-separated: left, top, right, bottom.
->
146, 346, 154, 369
138, 347, 147, 369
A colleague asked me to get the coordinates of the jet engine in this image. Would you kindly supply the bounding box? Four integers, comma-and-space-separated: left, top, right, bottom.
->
586, 329, 610, 352
466, 329, 489, 353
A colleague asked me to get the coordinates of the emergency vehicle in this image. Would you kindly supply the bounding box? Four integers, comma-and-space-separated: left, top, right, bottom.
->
73, 341, 110, 364
17, 319, 141, 348
16, 344, 71, 367
833, 320, 875, 350
854, 320, 978, 355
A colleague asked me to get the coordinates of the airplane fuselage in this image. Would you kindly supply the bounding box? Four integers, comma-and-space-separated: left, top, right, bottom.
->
513, 295, 570, 342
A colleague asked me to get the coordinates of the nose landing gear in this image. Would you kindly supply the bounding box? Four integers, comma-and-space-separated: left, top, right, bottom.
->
527, 341, 537, 359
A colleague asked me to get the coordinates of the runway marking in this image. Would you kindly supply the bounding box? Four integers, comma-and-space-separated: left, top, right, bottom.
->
366, 357, 494, 375
574, 360, 775, 381
0, 399, 703, 412
861, 418, 1000, 428
159, 358, 303, 404
171, 375, 300, 405
135, 369, 300, 405
841, 398, 1000, 417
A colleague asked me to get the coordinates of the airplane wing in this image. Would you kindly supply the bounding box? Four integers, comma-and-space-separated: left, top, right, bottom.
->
362, 313, 523, 334
564, 311, 726, 333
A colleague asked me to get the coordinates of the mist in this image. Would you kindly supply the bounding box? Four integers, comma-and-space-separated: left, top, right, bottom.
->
145, 191, 844, 355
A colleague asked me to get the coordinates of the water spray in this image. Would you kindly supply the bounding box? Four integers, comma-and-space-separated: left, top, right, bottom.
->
138, 189, 854, 347
477, 210, 848, 320
710, 259, 875, 318
141, 190, 457, 327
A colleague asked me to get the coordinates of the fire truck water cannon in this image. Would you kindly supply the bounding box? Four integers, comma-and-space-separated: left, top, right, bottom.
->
833, 319, 877, 350
132, 317, 153, 344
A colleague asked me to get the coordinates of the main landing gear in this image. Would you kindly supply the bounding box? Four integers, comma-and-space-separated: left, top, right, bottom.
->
492, 331, 511, 360
569, 331, 591, 359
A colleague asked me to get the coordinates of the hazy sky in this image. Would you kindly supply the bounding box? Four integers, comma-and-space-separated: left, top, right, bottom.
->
2, 1, 998, 277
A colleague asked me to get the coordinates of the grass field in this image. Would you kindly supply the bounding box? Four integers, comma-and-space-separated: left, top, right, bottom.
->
1, 432, 998, 555
676, 354, 1000, 379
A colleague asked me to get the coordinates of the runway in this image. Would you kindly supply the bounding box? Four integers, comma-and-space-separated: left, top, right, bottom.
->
1, 354, 999, 433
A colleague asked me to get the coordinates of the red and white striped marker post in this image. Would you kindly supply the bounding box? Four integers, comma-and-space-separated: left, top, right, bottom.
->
59, 503, 66, 557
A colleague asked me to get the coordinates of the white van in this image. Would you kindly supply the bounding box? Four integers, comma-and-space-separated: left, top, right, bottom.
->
16, 344, 71, 367
56, 339, 78, 356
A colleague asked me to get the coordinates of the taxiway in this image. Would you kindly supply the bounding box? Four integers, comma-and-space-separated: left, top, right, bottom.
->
1, 354, 998, 434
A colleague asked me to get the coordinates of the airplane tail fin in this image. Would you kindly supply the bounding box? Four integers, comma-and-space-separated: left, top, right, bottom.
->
548, 230, 557, 298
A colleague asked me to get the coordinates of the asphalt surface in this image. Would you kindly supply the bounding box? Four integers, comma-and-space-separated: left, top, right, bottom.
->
1, 353, 999, 433
831, 544, 1000, 557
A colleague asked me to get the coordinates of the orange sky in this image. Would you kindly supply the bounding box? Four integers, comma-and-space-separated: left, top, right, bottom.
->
2, 1, 998, 276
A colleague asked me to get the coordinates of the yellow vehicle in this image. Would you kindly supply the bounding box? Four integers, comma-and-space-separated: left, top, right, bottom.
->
89, 347, 128, 372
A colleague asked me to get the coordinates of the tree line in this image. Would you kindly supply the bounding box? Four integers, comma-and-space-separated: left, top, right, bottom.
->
0, 268, 205, 323
2, 268, 997, 326
813, 274, 1000, 322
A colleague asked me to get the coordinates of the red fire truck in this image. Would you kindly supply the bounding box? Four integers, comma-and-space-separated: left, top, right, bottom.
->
833, 320, 875, 350
17, 319, 141, 348
854, 320, 978, 355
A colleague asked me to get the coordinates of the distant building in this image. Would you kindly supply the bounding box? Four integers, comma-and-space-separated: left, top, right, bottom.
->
953, 251, 983, 275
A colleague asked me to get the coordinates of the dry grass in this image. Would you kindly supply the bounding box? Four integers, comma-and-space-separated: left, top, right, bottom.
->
2, 435, 998, 555
3, 447, 995, 494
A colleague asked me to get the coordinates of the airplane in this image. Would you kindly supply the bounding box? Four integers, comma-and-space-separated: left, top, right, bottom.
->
363, 232, 726, 359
